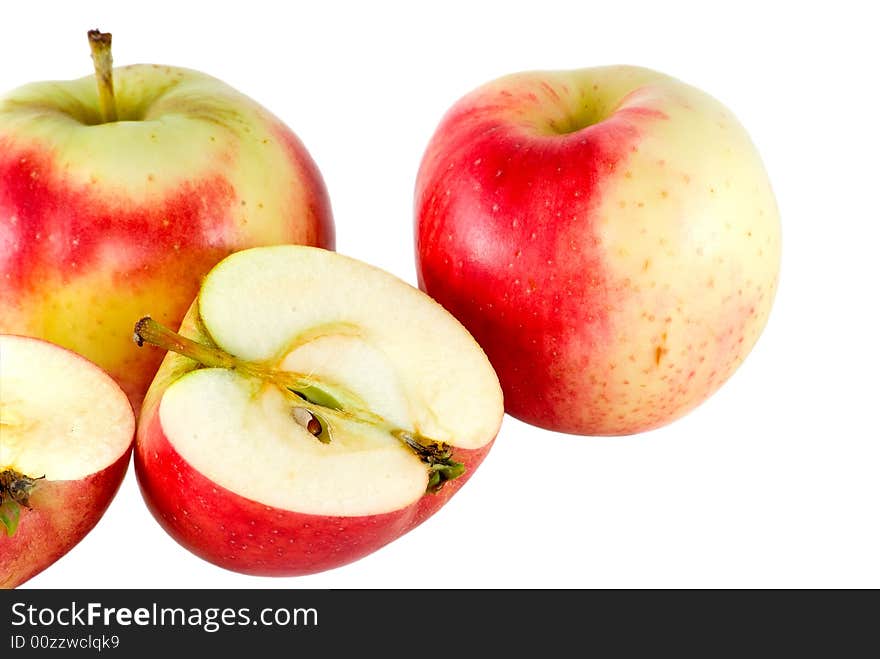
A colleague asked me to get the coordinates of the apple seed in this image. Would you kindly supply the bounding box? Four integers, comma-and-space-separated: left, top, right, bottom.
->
291, 407, 331, 443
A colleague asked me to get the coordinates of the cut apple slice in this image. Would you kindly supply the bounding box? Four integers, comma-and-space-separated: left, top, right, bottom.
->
0, 335, 134, 588
134, 245, 503, 576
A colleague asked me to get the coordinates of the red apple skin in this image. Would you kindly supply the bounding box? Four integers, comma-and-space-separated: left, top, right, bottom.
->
416, 87, 641, 433
0, 82, 334, 411
415, 67, 781, 435
0, 450, 131, 589
136, 396, 491, 576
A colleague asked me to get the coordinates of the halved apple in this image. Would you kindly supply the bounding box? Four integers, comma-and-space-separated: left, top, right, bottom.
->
134, 245, 503, 576
0, 335, 134, 588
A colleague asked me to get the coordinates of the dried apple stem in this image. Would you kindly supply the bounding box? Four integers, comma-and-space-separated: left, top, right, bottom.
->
88, 29, 118, 123
133, 316, 465, 491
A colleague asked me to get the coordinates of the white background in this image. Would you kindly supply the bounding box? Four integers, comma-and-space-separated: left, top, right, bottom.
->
5, 0, 878, 589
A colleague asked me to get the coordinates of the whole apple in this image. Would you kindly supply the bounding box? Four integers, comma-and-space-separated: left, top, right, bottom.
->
415, 65, 781, 435
0, 31, 334, 409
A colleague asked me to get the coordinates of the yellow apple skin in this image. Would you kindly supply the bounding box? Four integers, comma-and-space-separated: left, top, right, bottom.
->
416, 66, 781, 435
0, 64, 334, 410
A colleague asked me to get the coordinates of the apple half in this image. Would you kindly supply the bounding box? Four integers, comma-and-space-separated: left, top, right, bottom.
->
134, 246, 503, 576
0, 335, 134, 588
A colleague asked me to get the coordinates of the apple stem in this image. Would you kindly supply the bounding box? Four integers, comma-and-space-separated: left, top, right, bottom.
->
133, 317, 243, 370
88, 29, 118, 123
134, 316, 332, 397
133, 316, 466, 492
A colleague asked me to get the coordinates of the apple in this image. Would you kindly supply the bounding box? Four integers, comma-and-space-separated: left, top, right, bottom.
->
0, 335, 134, 588
415, 65, 781, 435
133, 245, 503, 576
0, 31, 334, 410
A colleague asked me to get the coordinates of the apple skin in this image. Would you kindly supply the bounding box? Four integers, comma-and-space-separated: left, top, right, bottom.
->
0, 451, 131, 589
134, 307, 493, 576
415, 66, 781, 435
0, 64, 334, 410
136, 409, 490, 577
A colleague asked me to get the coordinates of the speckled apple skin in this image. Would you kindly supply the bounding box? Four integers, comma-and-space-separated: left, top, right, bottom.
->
134, 306, 493, 577
0, 451, 131, 589
416, 66, 781, 435
0, 64, 334, 410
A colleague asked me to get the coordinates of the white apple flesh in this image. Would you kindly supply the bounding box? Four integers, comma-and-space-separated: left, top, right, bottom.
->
0, 335, 134, 588
135, 246, 503, 576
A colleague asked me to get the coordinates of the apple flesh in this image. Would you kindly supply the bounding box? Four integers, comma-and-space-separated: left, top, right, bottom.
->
0, 335, 134, 588
134, 245, 503, 576
416, 65, 781, 435
0, 32, 333, 410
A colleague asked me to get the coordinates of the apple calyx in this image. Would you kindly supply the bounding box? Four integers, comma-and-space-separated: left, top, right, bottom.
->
87, 29, 118, 123
133, 316, 465, 492
393, 430, 466, 492
0, 469, 44, 537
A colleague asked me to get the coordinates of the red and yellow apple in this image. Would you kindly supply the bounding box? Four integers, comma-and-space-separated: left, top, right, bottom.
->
134, 246, 503, 576
0, 31, 333, 410
416, 65, 781, 435
0, 335, 134, 588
